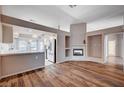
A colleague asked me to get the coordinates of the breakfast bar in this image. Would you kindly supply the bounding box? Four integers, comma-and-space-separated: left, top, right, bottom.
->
0, 51, 45, 79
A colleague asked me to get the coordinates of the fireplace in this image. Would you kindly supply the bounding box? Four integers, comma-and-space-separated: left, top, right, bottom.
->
73, 49, 84, 56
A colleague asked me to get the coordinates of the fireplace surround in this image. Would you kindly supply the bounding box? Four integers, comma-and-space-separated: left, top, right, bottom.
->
73, 49, 84, 56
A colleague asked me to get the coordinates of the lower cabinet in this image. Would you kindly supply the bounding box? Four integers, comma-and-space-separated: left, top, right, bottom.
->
1, 53, 45, 77
0, 57, 2, 79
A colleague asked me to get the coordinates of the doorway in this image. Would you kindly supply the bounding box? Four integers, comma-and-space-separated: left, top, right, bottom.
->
43, 34, 57, 66
104, 32, 124, 70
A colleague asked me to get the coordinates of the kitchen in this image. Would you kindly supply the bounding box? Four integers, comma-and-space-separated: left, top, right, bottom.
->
0, 22, 57, 79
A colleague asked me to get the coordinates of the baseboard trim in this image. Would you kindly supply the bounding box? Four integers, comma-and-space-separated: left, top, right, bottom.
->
0, 65, 45, 80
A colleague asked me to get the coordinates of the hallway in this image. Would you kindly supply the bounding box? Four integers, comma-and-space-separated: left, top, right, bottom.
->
105, 32, 124, 70
107, 56, 124, 70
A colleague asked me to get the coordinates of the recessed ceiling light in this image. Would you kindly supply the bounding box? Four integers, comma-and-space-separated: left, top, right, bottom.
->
14, 33, 19, 38
32, 34, 38, 38
29, 39, 32, 42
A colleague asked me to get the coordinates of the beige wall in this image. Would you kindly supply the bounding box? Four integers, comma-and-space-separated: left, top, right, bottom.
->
70, 23, 86, 60
56, 30, 70, 62
108, 33, 123, 57
87, 35, 102, 58
70, 23, 86, 45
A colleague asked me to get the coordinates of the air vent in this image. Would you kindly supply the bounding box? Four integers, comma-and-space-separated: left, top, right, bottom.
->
69, 5, 77, 8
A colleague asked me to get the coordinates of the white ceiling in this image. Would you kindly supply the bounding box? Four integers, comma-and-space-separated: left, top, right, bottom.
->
57, 5, 124, 22
2, 5, 124, 32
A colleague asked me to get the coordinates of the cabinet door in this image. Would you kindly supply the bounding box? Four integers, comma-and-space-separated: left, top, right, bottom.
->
2, 24, 13, 43
0, 57, 2, 78
2, 53, 45, 76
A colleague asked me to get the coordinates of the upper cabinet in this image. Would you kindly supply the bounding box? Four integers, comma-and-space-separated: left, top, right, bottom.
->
0, 24, 13, 43
0, 6, 13, 43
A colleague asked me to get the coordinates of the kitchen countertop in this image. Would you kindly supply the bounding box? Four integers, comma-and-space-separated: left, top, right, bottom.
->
0, 51, 44, 56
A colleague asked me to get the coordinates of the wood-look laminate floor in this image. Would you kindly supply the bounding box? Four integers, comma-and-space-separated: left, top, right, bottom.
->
107, 56, 123, 70
0, 61, 124, 87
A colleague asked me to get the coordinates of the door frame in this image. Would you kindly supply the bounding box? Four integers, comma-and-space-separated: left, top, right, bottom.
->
104, 32, 124, 64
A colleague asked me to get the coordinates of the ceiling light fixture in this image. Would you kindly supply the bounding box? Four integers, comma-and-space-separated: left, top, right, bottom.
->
69, 5, 77, 8
14, 33, 20, 38
32, 34, 38, 38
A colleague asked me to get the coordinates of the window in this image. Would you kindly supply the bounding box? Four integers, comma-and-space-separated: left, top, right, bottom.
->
39, 40, 45, 51
18, 39, 28, 51
30, 40, 38, 51
108, 40, 116, 56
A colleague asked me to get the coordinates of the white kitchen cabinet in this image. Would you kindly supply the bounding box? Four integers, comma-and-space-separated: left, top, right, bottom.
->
1, 52, 45, 77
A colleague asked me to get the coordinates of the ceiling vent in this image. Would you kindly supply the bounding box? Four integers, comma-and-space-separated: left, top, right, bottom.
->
69, 5, 77, 8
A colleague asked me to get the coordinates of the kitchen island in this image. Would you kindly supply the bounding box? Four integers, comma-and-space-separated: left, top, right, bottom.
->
0, 51, 45, 79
